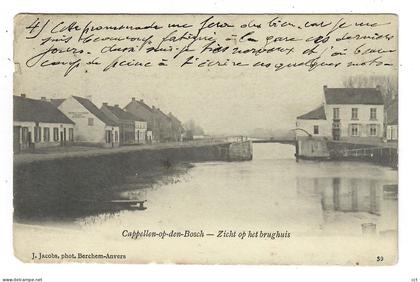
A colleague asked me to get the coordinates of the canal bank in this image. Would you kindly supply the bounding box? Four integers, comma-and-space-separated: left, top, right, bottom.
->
13, 141, 252, 220
295, 137, 398, 168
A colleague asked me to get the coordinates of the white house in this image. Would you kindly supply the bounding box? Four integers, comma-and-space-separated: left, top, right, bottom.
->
53, 96, 120, 148
296, 86, 385, 142
13, 94, 75, 152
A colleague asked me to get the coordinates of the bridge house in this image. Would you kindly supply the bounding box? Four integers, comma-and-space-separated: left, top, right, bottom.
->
13, 94, 75, 153
296, 86, 385, 142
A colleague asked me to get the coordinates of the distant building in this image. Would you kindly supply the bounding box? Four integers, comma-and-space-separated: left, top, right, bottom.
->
101, 103, 148, 145
296, 86, 385, 142
54, 96, 120, 148
154, 107, 173, 142
385, 99, 398, 141
13, 94, 75, 152
168, 112, 184, 142
124, 98, 159, 143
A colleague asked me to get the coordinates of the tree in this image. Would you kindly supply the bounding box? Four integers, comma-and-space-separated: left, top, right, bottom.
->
183, 119, 205, 140
342, 75, 398, 107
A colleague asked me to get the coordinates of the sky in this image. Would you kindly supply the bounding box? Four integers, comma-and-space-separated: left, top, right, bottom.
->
13, 14, 398, 135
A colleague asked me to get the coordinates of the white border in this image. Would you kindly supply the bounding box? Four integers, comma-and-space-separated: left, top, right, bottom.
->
1, 1, 419, 281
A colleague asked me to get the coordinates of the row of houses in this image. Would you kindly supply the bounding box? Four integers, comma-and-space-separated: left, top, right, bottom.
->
295, 85, 398, 142
13, 94, 184, 152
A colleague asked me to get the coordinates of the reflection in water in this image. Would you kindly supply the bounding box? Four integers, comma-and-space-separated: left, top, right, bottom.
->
296, 176, 397, 236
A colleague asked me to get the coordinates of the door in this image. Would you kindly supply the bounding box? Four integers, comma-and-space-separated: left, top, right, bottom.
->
105, 130, 112, 145
63, 128, 67, 145
27, 131, 33, 151
60, 131, 64, 146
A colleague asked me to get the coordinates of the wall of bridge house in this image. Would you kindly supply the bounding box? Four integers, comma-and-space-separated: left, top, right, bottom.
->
296, 119, 330, 137
324, 104, 384, 138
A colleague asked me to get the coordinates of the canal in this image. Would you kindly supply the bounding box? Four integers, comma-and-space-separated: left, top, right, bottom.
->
14, 143, 398, 264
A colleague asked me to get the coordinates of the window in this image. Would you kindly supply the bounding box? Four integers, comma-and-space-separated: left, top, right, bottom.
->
69, 128, 74, 142
350, 124, 359, 136
53, 128, 59, 141
88, 118, 94, 126
370, 108, 377, 120
43, 127, 50, 142
351, 108, 358, 120
369, 124, 378, 136
313, 125, 319, 135
34, 127, 42, 143
115, 131, 119, 142
333, 108, 340, 120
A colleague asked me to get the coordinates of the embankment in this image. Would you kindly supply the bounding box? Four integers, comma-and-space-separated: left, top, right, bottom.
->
13, 141, 252, 220
295, 137, 397, 168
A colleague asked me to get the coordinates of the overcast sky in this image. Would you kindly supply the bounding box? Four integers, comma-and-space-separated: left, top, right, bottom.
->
14, 14, 397, 135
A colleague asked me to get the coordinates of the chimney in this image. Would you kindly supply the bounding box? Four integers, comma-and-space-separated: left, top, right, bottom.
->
20, 94, 26, 98
114, 104, 119, 108
132, 97, 136, 101
85, 95, 92, 101
103, 102, 108, 106
140, 99, 144, 102
41, 97, 46, 101
323, 85, 328, 91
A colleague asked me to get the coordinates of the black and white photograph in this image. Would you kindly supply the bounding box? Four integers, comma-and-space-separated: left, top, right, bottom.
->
10, 13, 399, 265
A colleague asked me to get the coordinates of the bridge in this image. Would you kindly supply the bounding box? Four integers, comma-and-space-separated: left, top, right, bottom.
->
250, 138, 295, 145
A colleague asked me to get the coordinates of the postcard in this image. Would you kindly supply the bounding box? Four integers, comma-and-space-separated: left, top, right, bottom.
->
13, 13, 398, 265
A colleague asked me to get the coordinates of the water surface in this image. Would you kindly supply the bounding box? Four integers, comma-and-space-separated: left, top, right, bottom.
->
76, 143, 398, 238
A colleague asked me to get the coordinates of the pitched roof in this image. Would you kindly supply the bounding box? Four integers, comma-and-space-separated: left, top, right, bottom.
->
297, 105, 326, 120
50, 98, 65, 107
125, 99, 154, 114
14, 95, 74, 124
386, 99, 398, 125
103, 104, 146, 122
155, 108, 172, 122
72, 96, 118, 126
168, 112, 182, 125
324, 88, 384, 105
